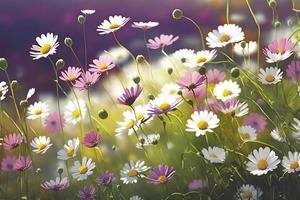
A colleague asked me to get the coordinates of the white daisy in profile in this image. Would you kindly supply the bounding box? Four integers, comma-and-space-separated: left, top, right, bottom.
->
234, 41, 257, 56
282, 151, 300, 173
30, 33, 59, 60
30, 136, 52, 154
81, 9, 95, 15
0, 81, 8, 101
213, 80, 241, 102
202, 146, 226, 163
26, 88, 35, 100
107, 46, 129, 64
148, 94, 182, 115
238, 125, 257, 142
115, 110, 138, 136
291, 118, 300, 139
131, 21, 159, 30
27, 101, 49, 120
270, 128, 285, 142
57, 138, 80, 160
206, 24, 244, 48
236, 184, 263, 200
133, 105, 153, 125
187, 50, 217, 68
186, 110, 220, 136
218, 98, 248, 117
120, 160, 150, 184
246, 147, 280, 176
64, 99, 87, 125
161, 83, 181, 97
136, 133, 160, 149
258, 67, 282, 85
97, 15, 130, 35
172, 49, 195, 67
129, 195, 143, 200
70, 157, 95, 181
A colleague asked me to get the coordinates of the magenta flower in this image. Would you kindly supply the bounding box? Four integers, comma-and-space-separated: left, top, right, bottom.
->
1, 156, 16, 172
263, 38, 294, 63
131, 21, 159, 30
89, 55, 115, 73
286, 60, 300, 81
96, 171, 114, 186
13, 156, 32, 172
41, 177, 70, 191
3, 133, 23, 150
188, 179, 208, 191
82, 130, 102, 148
146, 164, 175, 184
59, 66, 82, 82
117, 84, 142, 106
177, 71, 206, 97
207, 69, 226, 84
146, 34, 179, 49
243, 113, 267, 133
73, 71, 100, 91
78, 186, 97, 200
44, 112, 65, 134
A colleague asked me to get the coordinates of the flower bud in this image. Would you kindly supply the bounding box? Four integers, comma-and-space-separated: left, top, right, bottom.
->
274, 21, 281, 28
57, 168, 64, 174
240, 41, 247, 49
140, 138, 145, 144
231, 67, 240, 78
78, 15, 86, 24
287, 18, 293, 27
167, 68, 173, 75
172, 9, 183, 19
64, 37, 73, 47
11, 80, 18, 90
56, 59, 65, 69
98, 109, 108, 119
148, 94, 155, 100
36, 168, 41, 174
136, 55, 145, 64
20, 100, 29, 109
133, 76, 140, 84
198, 66, 206, 75
177, 90, 183, 96
268, 0, 277, 8
0, 58, 8, 70
187, 99, 194, 106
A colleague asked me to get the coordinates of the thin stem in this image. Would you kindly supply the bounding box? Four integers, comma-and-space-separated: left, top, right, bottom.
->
70, 47, 83, 68
182, 16, 205, 49
161, 48, 180, 77
226, 0, 230, 24
143, 30, 151, 61
82, 21, 88, 70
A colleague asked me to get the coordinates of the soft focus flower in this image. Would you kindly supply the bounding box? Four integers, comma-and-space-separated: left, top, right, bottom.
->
292, 118, 300, 139
73, 71, 99, 91
27, 101, 49, 120
213, 80, 241, 102
270, 128, 285, 142
286, 60, 300, 81
26, 88, 35, 100
148, 94, 181, 115
107, 47, 130, 64
172, 49, 195, 67
238, 125, 257, 142
188, 179, 208, 191
243, 113, 267, 133
246, 147, 280, 176
0, 81, 8, 101
146, 164, 175, 184
59, 66, 82, 82
117, 84, 142, 106
81, 9, 95, 15
1, 156, 16, 172
3, 133, 23, 150
206, 24, 244, 48
57, 138, 80, 160
30, 33, 59, 60
234, 41, 257, 56
115, 110, 138, 136
129, 195, 143, 200
186, 110, 220, 136
136, 133, 160, 149
263, 38, 294, 63
13, 156, 32, 171
147, 34, 179, 49
70, 157, 96, 181
120, 160, 150, 184
202, 146, 226, 163
282, 151, 300, 173
64, 99, 87, 125
44, 112, 65, 134
187, 50, 217, 68
89, 55, 115, 73
97, 15, 130, 35
78, 186, 97, 200
258, 67, 282, 85
206, 69, 226, 84
82, 130, 101, 148
41, 177, 70, 191
217, 98, 249, 117
132, 21, 159, 30
96, 171, 114, 186
236, 184, 263, 200
161, 83, 181, 96
30, 136, 52, 154
177, 71, 206, 95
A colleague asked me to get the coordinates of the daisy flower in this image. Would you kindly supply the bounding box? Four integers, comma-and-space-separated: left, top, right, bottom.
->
81, 9, 95, 15
89, 55, 115, 73
73, 71, 100, 91
146, 164, 175, 184
213, 80, 241, 102
206, 24, 244, 48
270, 128, 285, 142
172, 48, 195, 67
78, 186, 97, 200
243, 113, 267, 133
133, 105, 153, 124
64, 99, 87, 125
82, 130, 102, 148
44, 112, 65, 134
41, 177, 70, 191
97, 15, 130, 35
117, 84, 142, 106
217, 98, 249, 117
186, 110, 220, 136
96, 171, 115, 186
146, 34, 179, 49
136, 133, 160, 149
258, 67, 282, 84
59, 66, 82, 82
70, 157, 95, 181
115, 110, 138, 136
161, 83, 181, 97
291, 118, 300, 139
263, 38, 294, 63
238, 125, 257, 142
27, 101, 49, 120
0, 81, 8, 101
187, 50, 217, 68
57, 138, 80, 160
120, 160, 150, 184
107, 47, 130, 64
30, 136, 52, 154
282, 151, 300, 173
236, 184, 263, 200
129, 196, 143, 200
246, 147, 280, 176
286, 60, 300, 81
206, 69, 226, 84
233, 41, 257, 56
177, 71, 206, 94
148, 94, 181, 115
132, 21, 159, 30
3, 133, 23, 150
188, 179, 208, 191
30, 33, 59, 60
26, 88, 35, 100
1, 156, 17, 172
202, 146, 226, 163
13, 156, 32, 172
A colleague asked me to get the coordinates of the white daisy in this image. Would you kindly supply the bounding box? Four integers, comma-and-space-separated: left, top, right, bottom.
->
186, 110, 220, 136
246, 147, 280, 176
115, 110, 138, 136
161, 83, 181, 96
206, 24, 244, 48
186, 50, 217, 68
172, 48, 195, 67
120, 160, 150, 184
238, 125, 257, 142
131, 21, 159, 30
30, 33, 59, 60
270, 128, 285, 142
0, 81, 8, 101
57, 138, 80, 160
258, 67, 282, 85
129, 195, 143, 200
27, 101, 49, 120
30, 136, 52, 154
236, 184, 263, 200
213, 80, 241, 102
201, 146, 226, 163
107, 46, 129, 64
282, 151, 300, 173
218, 98, 248, 117
133, 105, 153, 125
292, 118, 300, 139
70, 157, 95, 181
81, 9, 95, 15
136, 133, 160, 149
97, 15, 130, 35
234, 41, 257, 56
64, 99, 87, 125
26, 88, 35, 100
148, 94, 182, 115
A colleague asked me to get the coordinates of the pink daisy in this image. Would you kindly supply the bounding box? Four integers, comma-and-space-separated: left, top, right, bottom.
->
13, 156, 32, 172
188, 179, 208, 191
177, 71, 206, 98
82, 130, 102, 148
131, 21, 159, 30
243, 113, 267, 133
117, 84, 143, 106
146, 34, 179, 49
1, 156, 17, 172
206, 69, 226, 84
263, 38, 294, 63
44, 112, 65, 134
73, 71, 100, 91
3, 133, 23, 150
89, 55, 115, 73
286, 60, 300, 81
59, 66, 82, 82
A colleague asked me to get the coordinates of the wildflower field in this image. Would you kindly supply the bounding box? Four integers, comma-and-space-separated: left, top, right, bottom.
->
1, 0, 300, 199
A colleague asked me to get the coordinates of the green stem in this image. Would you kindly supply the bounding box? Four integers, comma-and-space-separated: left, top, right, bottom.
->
182, 16, 205, 49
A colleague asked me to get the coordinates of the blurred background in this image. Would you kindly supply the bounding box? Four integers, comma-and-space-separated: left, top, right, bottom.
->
0, 0, 297, 93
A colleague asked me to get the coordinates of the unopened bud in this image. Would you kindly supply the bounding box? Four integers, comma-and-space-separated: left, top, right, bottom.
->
57, 168, 64, 174
64, 37, 73, 47
269, 0, 277, 8
136, 55, 145, 64
0, 58, 8, 70
11, 80, 18, 90
231, 67, 240, 78
240, 41, 247, 49
20, 100, 29, 109
148, 94, 155, 100
198, 66, 206, 75
133, 76, 140, 84
78, 15, 86, 24
167, 68, 173, 75
274, 21, 281, 28
56, 59, 65, 69
172, 9, 183, 19
177, 90, 183, 96
98, 109, 108, 119
187, 100, 194, 106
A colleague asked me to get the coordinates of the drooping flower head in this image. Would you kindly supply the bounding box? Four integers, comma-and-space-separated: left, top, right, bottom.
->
78, 186, 97, 200
146, 164, 175, 184
3, 133, 23, 150
177, 71, 206, 96
146, 34, 179, 49
243, 113, 267, 133
131, 21, 159, 30
44, 112, 65, 134
30, 33, 59, 60
1, 156, 17, 172
286, 60, 300, 81
96, 171, 115, 186
59, 66, 82, 82
73, 71, 100, 91
206, 69, 226, 84
97, 15, 130, 35
41, 177, 70, 191
13, 156, 32, 172
82, 130, 102, 148
117, 84, 142, 106
263, 38, 294, 63
89, 55, 115, 73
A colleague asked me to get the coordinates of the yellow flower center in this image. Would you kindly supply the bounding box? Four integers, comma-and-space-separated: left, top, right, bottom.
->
158, 175, 167, 182
39, 44, 51, 54
127, 169, 138, 177
66, 148, 74, 157
265, 74, 275, 82
34, 109, 43, 115
219, 34, 230, 42
98, 64, 108, 69
126, 120, 134, 129
241, 133, 250, 140
136, 114, 144, 121
276, 47, 284, 53
196, 57, 207, 64
257, 159, 268, 170
159, 102, 170, 111
243, 191, 253, 199
290, 160, 299, 169
209, 153, 218, 158
222, 89, 232, 97
79, 166, 88, 174
197, 121, 208, 130
109, 23, 120, 29
38, 143, 46, 150
72, 110, 80, 119
116, 54, 123, 59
